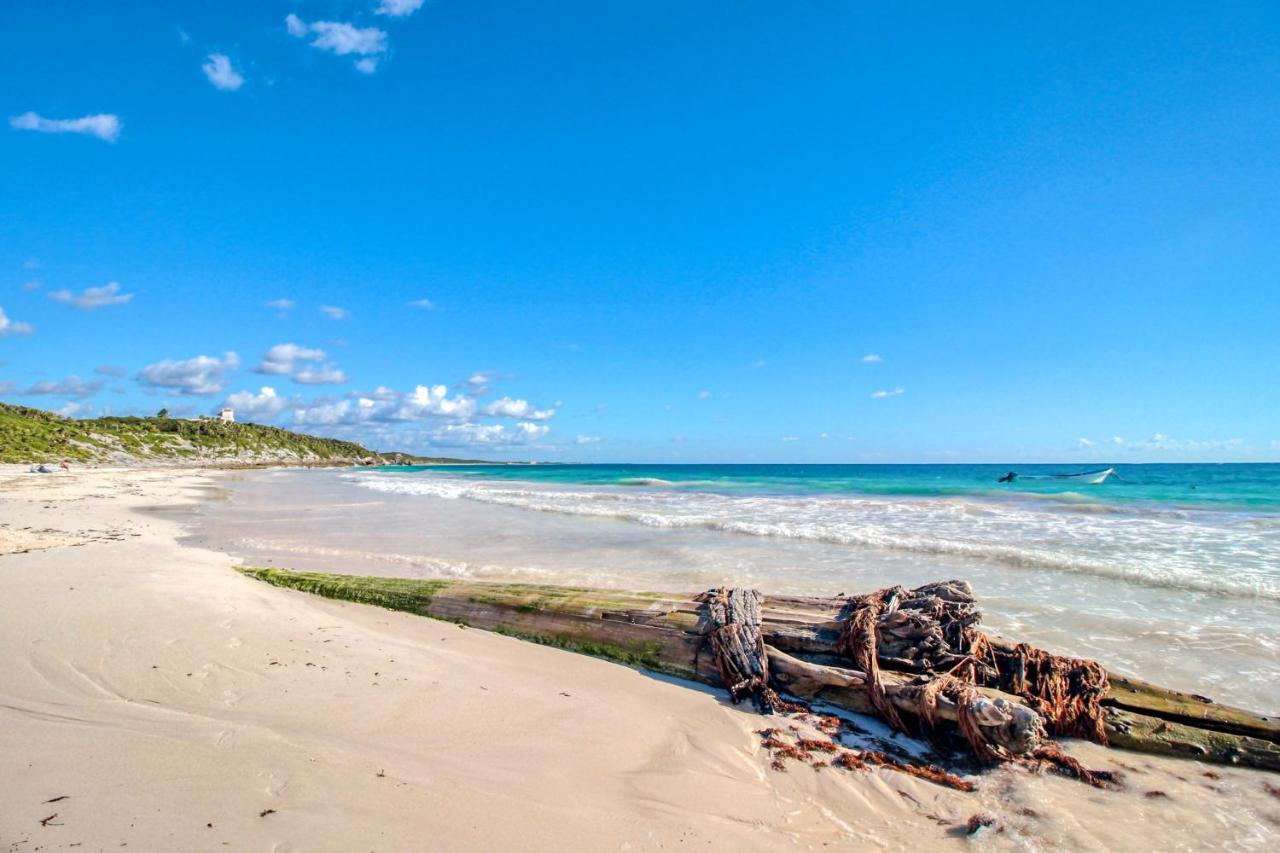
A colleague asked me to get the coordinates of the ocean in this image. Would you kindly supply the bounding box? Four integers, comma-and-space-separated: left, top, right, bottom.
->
195, 462, 1280, 712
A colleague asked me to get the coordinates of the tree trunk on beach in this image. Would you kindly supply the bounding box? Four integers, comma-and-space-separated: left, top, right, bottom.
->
237, 567, 1280, 773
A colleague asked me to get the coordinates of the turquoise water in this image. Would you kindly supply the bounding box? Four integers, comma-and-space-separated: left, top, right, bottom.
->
381, 463, 1280, 511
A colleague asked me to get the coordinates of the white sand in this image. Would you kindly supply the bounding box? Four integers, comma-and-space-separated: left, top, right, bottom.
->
1, 467, 1277, 852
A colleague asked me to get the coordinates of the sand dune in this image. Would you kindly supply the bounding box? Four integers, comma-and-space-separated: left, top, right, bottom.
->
1, 467, 1276, 851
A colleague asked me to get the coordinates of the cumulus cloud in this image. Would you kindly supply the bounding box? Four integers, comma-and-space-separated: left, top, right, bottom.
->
426, 421, 549, 448
375, 0, 425, 17
202, 53, 244, 91
861, 354, 883, 364
10, 111, 121, 143
0, 307, 34, 336
57, 401, 95, 418
320, 305, 349, 320
293, 384, 476, 426
22, 375, 105, 399
265, 298, 295, 310
870, 387, 904, 399
295, 364, 348, 385
94, 365, 127, 378
1077, 437, 1094, 449
286, 14, 388, 71
138, 352, 239, 396
255, 343, 325, 376
254, 343, 346, 385
482, 396, 556, 421
223, 386, 293, 422
49, 281, 133, 309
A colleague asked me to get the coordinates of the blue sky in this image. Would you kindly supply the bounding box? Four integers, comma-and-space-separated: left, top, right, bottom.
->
3, 1, 1278, 461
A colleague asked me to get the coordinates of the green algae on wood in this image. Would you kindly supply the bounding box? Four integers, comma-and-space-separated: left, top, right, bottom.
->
236, 566, 1280, 773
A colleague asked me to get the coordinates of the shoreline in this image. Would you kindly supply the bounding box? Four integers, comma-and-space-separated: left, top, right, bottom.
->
2, 466, 1277, 850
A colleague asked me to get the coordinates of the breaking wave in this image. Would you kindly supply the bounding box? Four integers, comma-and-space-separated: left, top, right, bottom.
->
349, 472, 1280, 601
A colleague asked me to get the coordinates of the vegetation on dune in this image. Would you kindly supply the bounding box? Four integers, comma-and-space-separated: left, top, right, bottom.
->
0, 401, 437, 465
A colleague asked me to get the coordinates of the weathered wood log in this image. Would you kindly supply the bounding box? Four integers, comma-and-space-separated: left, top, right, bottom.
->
237, 567, 1280, 773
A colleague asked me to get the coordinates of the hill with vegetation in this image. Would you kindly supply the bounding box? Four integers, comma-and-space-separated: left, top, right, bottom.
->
0, 402, 480, 466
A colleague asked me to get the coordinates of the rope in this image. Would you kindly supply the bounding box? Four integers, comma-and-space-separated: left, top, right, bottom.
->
696, 587, 780, 714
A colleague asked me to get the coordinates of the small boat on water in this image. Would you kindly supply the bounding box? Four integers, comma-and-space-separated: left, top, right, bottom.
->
998, 467, 1117, 485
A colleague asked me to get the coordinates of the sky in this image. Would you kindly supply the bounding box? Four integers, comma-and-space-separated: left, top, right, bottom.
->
2, 1, 1279, 462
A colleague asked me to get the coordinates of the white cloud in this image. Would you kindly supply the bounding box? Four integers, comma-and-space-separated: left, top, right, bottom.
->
223, 386, 292, 422
465, 371, 494, 393
23, 259, 40, 270
408, 298, 437, 310
1124, 433, 1244, 453
57, 401, 94, 418
781, 436, 799, 442
49, 281, 133, 309
23, 280, 41, 291
254, 343, 346, 385
376, 0, 425, 17
697, 390, 712, 400
287, 15, 388, 71
22, 375, 104, 399
320, 305, 349, 320
10, 111, 121, 143
575, 435, 601, 445
255, 343, 325, 375
427, 421, 549, 448
0, 307, 34, 336
749, 359, 767, 368
265, 298, 295, 310
861, 354, 883, 364
482, 396, 556, 421
870, 387, 904, 399
406, 384, 475, 418
202, 54, 244, 91
138, 352, 239, 396
95, 365, 127, 378
1111, 436, 1125, 445
295, 365, 348, 385
1077, 437, 1094, 449
293, 383, 476, 426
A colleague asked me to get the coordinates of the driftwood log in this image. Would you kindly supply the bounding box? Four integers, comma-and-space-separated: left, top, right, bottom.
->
237, 567, 1280, 773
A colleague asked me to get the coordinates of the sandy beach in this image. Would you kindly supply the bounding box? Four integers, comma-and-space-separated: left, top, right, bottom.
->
2, 467, 1278, 852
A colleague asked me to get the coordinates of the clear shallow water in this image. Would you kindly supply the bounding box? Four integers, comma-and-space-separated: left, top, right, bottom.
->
196, 464, 1280, 713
